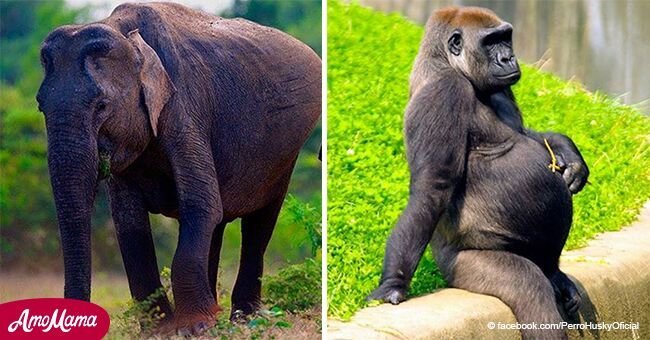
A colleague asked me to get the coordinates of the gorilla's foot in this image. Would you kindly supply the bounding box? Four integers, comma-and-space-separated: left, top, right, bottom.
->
368, 283, 407, 305
171, 303, 222, 336
550, 271, 581, 316
562, 290, 581, 316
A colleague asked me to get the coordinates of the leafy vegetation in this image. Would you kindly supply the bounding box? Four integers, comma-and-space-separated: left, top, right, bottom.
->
109, 265, 320, 338
224, 0, 322, 55
327, 0, 650, 320
263, 258, 321, 312
262, 196, 321, 313
0, 0, 111, 268
109, 275, 170, 338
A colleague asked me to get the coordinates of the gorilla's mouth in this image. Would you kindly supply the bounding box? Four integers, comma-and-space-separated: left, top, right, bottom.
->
494, 71, 521, 81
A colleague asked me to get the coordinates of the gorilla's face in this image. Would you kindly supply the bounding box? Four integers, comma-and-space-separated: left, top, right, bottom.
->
481, 23, 520, 85
447, 22, 520, 93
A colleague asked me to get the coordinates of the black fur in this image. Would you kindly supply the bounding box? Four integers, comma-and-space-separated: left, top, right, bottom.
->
369, 6, 588, 340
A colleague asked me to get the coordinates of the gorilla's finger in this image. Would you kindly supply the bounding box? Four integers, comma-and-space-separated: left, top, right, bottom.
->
562, 167, 575, 184
386, 290, 405, 305
572, 163, 587, 179
563, 163, 589, 194
367, 286, 406, 305
565, 294, 581, 316
561, 284, 581, 316
569, 177, 585, 194
555, 153, 567, 169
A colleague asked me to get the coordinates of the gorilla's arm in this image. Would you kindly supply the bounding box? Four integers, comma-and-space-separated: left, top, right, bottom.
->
488, 91, 589, 193
526, 130, 589, 194
369, 78, 472, 304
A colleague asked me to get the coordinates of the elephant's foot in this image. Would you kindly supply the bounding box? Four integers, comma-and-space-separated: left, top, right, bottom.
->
151, 297, 174, 324
152, 315, 175, 336
171, 303, 222, 336
230, 300, 262, 322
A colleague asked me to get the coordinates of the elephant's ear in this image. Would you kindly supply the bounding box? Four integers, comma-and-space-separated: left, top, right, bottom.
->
127, 29, 175, 137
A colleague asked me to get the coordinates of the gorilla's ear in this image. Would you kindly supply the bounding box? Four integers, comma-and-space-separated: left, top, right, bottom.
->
127, 29, 175, 137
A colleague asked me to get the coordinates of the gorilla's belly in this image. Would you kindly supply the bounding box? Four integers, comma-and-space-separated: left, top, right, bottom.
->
449, 137, 573, 252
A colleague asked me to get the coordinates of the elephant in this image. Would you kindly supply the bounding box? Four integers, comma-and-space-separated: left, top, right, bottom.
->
36, 2, 320, 335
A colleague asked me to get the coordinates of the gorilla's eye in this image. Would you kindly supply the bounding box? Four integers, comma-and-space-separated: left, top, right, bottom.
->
448, 31, 463, 56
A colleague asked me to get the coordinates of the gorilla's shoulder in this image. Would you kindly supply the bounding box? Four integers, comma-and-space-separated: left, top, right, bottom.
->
417, 71, 474, 100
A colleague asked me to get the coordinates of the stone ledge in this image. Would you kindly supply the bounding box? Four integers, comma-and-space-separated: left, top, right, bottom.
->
328, 202, 650, 339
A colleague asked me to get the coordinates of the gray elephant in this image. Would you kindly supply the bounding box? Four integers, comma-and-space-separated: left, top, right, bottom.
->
36, 2, 320, 334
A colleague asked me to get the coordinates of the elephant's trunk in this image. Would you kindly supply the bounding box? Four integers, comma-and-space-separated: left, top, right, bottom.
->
47, 122, 99, 301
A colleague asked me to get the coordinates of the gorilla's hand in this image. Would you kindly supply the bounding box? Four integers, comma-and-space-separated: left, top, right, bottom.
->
367, 281, 407, 305
559, 157, 589, 194
529, 130, 590, 194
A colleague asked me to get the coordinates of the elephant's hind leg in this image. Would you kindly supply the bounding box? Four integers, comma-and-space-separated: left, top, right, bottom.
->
208, 222, 227, 302
231, 197, 285, 319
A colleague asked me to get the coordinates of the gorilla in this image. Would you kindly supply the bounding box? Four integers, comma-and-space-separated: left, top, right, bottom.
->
369, 7, 589, 340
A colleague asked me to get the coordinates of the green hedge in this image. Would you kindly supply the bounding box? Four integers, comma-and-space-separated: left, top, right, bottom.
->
327, 0, 650, 320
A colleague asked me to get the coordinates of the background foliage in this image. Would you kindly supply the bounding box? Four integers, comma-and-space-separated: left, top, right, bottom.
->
0, 0, 322, 284
224, 0, 321, 56
327, 0, 650, 319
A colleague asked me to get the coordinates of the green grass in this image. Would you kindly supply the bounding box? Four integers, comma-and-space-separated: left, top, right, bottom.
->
326, 0, 650, 320
108, 264, 321, 338
108, 196, 323, 337
1, 266, 322, 338
1, 196, 322, 338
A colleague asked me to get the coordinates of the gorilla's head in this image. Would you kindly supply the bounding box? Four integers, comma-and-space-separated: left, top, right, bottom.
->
428, 7, 521, 93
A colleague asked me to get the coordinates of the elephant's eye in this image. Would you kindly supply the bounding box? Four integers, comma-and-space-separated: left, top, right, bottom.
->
95, 100, 108, 113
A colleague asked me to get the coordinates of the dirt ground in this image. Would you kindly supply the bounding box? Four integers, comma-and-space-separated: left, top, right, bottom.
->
0, 271, 321, 339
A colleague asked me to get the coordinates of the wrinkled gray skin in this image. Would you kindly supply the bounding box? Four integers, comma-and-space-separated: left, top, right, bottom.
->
37, 2, 320, 335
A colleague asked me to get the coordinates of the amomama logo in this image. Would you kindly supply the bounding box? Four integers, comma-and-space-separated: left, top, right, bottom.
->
0, 298, 109, 339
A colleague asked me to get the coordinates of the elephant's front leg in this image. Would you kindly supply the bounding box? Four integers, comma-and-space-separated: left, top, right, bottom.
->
170, 149, 223, 335
107, 177, 173, 323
